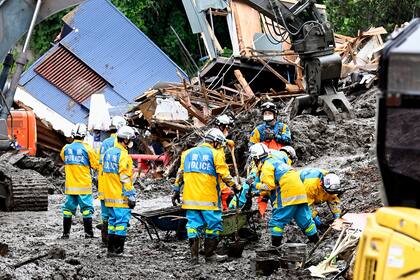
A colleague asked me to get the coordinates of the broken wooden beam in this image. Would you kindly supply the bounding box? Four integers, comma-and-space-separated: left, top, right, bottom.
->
255, 57, 302, 93
233, 69, 255, 99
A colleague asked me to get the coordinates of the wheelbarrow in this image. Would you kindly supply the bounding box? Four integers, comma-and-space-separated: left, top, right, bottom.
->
132, 206, 258, 243
132, 206, 187, 241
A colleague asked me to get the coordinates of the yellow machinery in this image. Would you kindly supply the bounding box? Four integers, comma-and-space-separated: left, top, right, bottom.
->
354, 19, 420, 279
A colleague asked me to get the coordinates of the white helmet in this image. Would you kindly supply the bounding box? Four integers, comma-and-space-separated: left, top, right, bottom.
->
280, 146, 297, 164
323, 173, 341, 194
215, 114, 234, 127
205, 128, 227, 146
111, 116, 127, 130
116, 126, 136, 140
249, 143, 270, 160
71, 123, 87, 138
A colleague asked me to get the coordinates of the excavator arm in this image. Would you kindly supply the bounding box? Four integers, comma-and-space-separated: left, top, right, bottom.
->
0, 0, 84, 211
0, 0, 84, 149
241, 0, 353, 120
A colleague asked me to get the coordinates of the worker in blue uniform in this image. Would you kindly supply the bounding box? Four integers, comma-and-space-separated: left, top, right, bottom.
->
60, 123, 98, 239
172, 128, 240, 264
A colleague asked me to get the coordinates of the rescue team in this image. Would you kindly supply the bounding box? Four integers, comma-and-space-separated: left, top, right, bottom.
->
60, 102, 343, 260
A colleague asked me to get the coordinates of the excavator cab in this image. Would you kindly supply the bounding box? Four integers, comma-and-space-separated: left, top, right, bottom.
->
353, 19, 420, 279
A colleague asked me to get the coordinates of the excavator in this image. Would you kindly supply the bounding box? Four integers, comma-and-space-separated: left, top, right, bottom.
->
353, 19, 420, 279
235, 0, 354, 120
0, 0, 84, 211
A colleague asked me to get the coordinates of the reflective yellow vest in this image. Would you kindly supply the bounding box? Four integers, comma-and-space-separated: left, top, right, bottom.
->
102, 142, 135, 208
97, 134, 117, 200
176, 143, 235, 211
300, 168, 341, 216
60, 140, 98, 195
256, 156, 307, 208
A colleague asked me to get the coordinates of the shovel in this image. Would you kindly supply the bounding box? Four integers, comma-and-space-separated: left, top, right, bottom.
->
228, 146, 246, 258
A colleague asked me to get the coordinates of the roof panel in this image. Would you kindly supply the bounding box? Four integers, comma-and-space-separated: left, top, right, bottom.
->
22, 75, 89, 124
19, 0, 186, 121
60, 0, 187, 101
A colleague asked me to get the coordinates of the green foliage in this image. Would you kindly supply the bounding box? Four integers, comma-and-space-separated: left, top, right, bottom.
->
30, 10, 69, 60
28, 0, 420, 75
324, 0, 419, 36
111, 0, 200, 74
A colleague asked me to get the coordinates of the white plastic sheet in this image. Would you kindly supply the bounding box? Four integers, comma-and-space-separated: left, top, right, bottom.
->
88, 93, 111, 131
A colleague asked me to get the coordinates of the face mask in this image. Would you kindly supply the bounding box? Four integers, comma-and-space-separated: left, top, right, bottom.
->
127, 141, 134, 148
263, 113, 274, 122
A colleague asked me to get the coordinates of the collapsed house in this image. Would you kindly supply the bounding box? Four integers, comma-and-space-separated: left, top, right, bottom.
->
124, 0, 386, 177
16, 0, 186, 147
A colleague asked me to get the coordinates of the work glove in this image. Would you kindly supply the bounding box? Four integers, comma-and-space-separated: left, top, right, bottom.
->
275, 134, 283, 144
265, 129, 275, 141
313, 215, 322, 227
172, 191, 181, 206
128, 197, 136, 209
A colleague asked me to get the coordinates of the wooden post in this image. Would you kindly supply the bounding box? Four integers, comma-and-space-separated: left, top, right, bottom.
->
233, 69, 255, 98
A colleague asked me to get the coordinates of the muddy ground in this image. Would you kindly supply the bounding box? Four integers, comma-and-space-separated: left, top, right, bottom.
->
0, 88, 382, 279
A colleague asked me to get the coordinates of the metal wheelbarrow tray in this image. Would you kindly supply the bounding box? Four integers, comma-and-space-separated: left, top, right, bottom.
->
132, 206, 187, 241
133, 206, 258, 241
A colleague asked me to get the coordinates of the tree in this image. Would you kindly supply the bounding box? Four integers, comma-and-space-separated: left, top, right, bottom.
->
324, 0, 419, 36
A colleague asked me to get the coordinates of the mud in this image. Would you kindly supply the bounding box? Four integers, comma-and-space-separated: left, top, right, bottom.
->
0, 88, 382, 279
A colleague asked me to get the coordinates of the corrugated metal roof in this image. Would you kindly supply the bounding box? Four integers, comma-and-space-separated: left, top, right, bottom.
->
35, 45, 107, 104
19, 0, 186, 123
60, 0, 187, 102
21, 75, 89, 124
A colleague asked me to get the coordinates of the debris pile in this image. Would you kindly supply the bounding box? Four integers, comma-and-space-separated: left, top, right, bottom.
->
336, 27, 387, 90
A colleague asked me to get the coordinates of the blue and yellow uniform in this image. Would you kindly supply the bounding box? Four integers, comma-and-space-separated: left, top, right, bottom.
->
60, 140, 98, 218
97, 133, 117, 222
249, 121, 291, 150
299, 168, 341, 219
102, 142, 136, 237
174, 143, 236, 239
255, 156, 317, 238
229, 149, 291, 209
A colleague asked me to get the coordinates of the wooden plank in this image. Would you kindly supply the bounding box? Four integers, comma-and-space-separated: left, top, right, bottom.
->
255, 57, 302, 93
231, 0, 262, 56
233, 69, 255, 98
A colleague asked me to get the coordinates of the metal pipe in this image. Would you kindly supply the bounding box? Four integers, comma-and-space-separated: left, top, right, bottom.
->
23, 0, 43, 53
0, 0, 42, 120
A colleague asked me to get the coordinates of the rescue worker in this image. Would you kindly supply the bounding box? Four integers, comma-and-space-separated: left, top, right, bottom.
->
172, 128, 240, 264
229, 146, 298, 210
256, 146, 298, 215
247, 143, 319, 246
97, 116, 127, 245
215, 114, 235, 211
249, 102, 291, 150
299, 168, 342, 226
60, 123, 99, 239
102, 126, 137, 257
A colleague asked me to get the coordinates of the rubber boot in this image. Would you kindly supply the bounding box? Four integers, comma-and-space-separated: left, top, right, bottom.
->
189, 238, 199, 265
271, 235, 283, 247
61, 217, 72, 239
83, 218, 94, 238
308, 232, 320, 243
204, 238, 227, 262
101, 221, 109, 246
113, 235, 133, 257
107, 234, 116, 257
